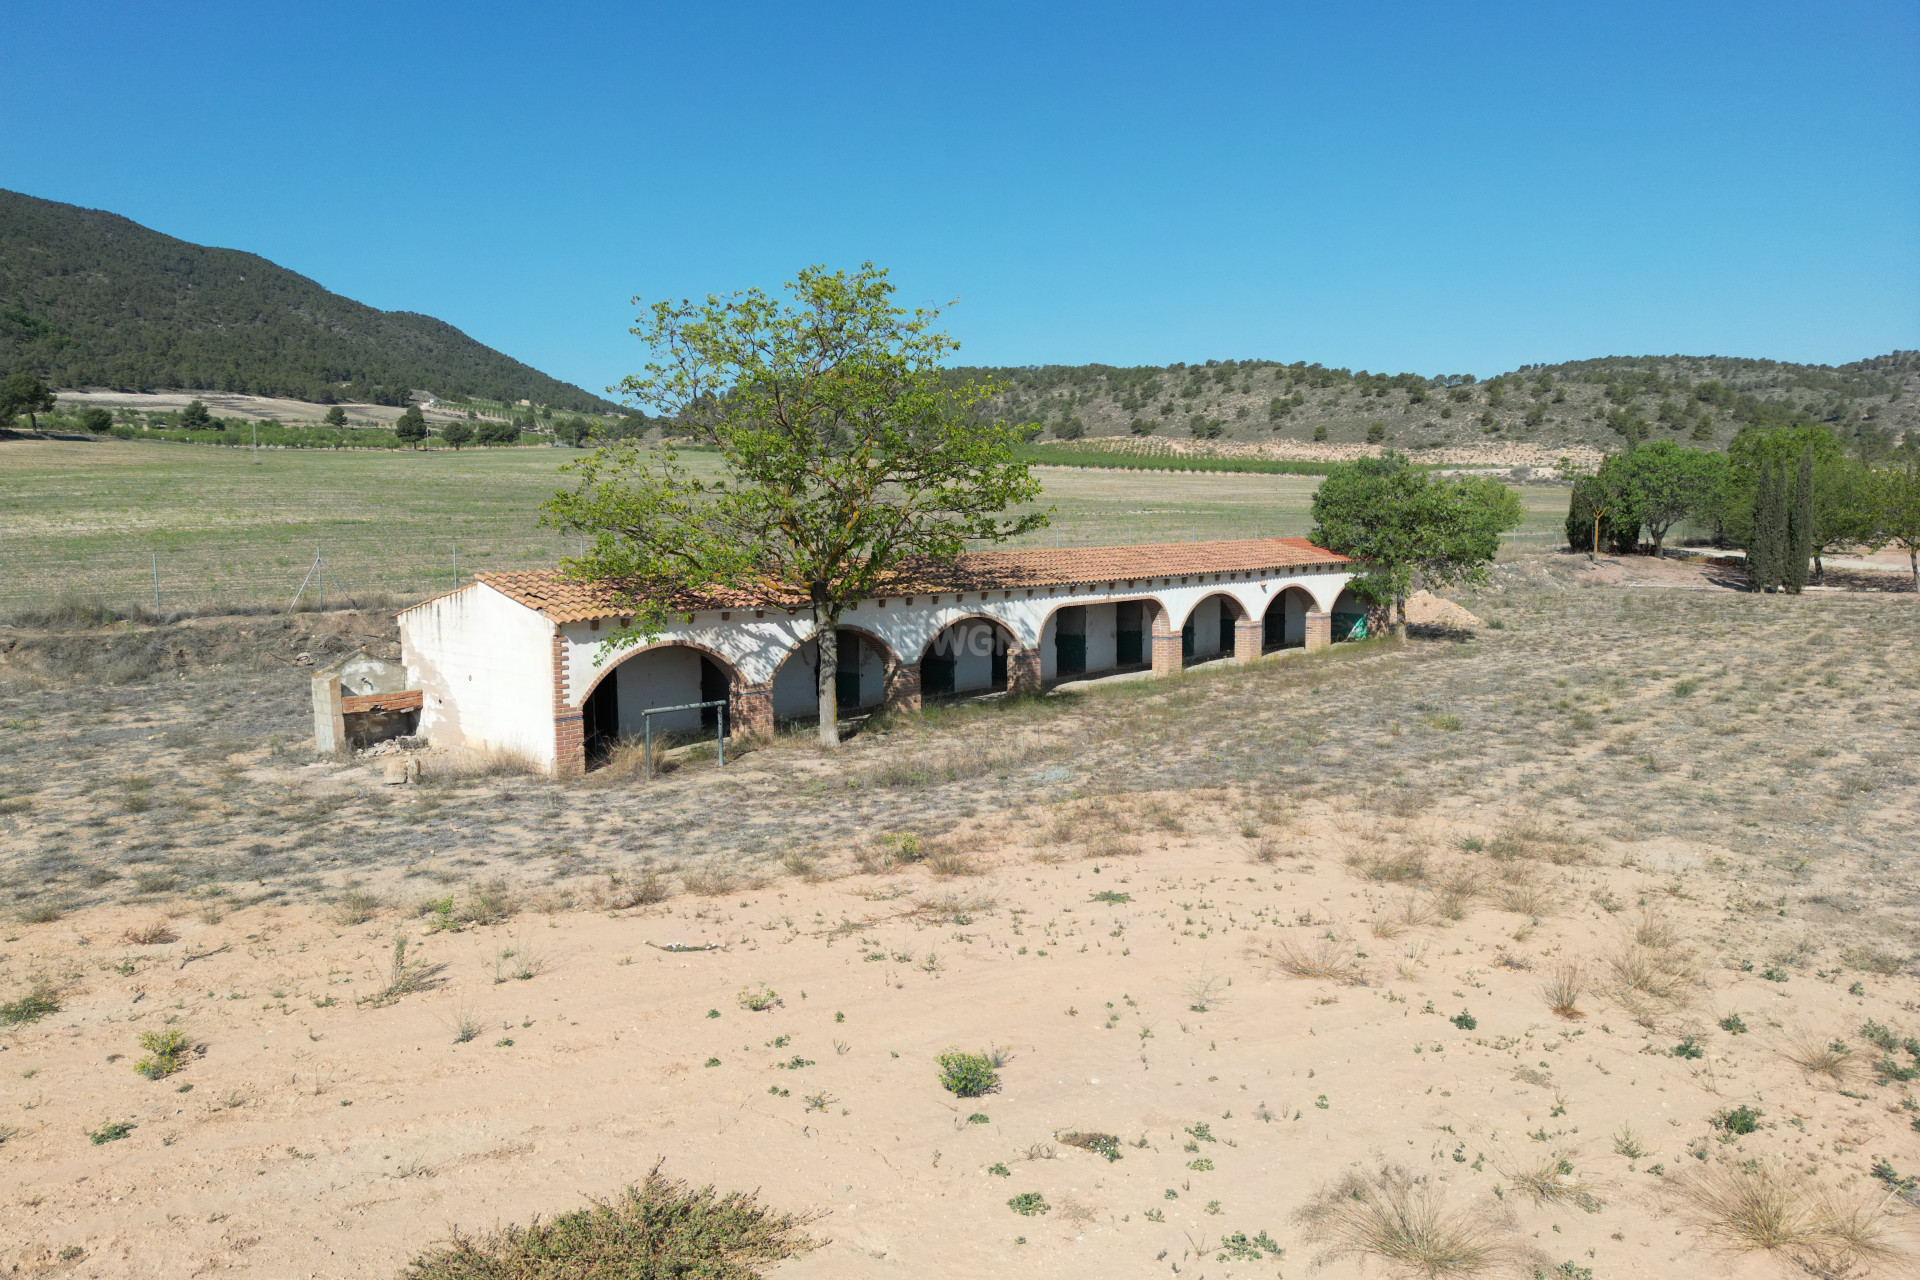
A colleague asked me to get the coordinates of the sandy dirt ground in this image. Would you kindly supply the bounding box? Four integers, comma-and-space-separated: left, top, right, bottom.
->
6, 803, 1919, 1279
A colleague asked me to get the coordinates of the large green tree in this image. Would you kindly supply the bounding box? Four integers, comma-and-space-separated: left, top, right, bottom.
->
543, 263, 1048, 746
1611, 441, 1727, 558
1309, 453, 1523, 637
1875, 456, 1920, 591
0, 371, 57, 429
394, 405, 428, 447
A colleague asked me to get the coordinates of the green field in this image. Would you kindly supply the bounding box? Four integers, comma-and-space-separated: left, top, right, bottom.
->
0, 439, 1570, 616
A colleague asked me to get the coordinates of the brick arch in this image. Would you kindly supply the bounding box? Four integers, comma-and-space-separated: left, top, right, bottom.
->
1257, 585, 1319, 652
1164, 589, 1250, 634
918, 614, 1033, 698
571, 637, 745, 710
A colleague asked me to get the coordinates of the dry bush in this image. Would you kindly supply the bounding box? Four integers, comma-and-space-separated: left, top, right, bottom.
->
1084, 832, 1143, 859
1669, 1160, 1906, 1277
1349, 847, 1429, 884
1777, 1027, 1855, 1081
607, 867, 670, 909
1501, 1151, 1602, 1212
1138, 799, 1185, 833
332, 889, 383, 925
1634, 908, 1681, 951
912, 891, 995, 925
1487, 822, 1587, 866
1398, 938, 1431, 980
1263, 933, 1369, 985
1606, 944, 1694, 1003
1493, 876, 1555, 917
1252, 836, 1304, 864
924, 842, 981, 878
1293, 1164, 1515, 1278
1433, 869, 1480, 922
417, 745, 542, 784
680, 866, 738, 897
122, 919, 178, 946
1840, 944, 1907, 976
1542, 960, 1589, 1020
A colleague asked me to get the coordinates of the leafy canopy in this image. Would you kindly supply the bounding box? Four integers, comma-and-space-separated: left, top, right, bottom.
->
544, 263, 1046, 653
1309, 453, 1522, 631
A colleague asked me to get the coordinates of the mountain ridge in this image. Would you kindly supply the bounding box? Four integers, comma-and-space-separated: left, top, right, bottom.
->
0, 190, 618, 412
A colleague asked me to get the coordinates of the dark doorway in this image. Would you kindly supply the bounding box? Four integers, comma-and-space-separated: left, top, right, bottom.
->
1054, 605, 1086, 676
699, 656, 728, 730
583, 674, 618, 761
1116, 601, 1144, 666
991, 641, 1008, 689
923, 651, 955, 696
835, 634, 863, 710
1181, 615, 1195, 660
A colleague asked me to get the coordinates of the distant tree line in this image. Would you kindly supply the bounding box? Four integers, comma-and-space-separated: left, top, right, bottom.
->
1566, 423, 1920, 591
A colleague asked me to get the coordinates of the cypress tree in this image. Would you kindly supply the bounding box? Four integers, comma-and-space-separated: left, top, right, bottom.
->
1749, 458, 1782, 592
1785, 449, 1814, 594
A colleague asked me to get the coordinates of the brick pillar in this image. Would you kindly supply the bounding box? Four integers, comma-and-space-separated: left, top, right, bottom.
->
551, 630, 584, 777
1150, 610, 1181, 677
729, 681, 774, 742
1008, 648, 1042, 693
884, 662, 921, 714
1304, 611, 1332, 652
1233, 617, 1263, 664
312, 672, 346, 753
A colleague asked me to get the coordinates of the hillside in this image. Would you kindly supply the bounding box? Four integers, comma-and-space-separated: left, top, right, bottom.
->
950, 350, 1920, 458
0, 190, 618, 413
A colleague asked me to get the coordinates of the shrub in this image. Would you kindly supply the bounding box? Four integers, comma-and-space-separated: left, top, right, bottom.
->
737, 984, 780, 1012
123, 919, 178, 946
1711, 1105, 1763, 1135
88, 1120, 136, 1145
134, 1029, 192, 1079
1669, 1160, 1903, 1277
1295, 1165, 1513, 1276
1007, 1192, 1049, 1216
1, 985, 60, 1025
1058, 1131, 1122, 1162
936, 1048, 1003, 1098
397, 1160, 822, 1278
1450, 1010, 1477, 1031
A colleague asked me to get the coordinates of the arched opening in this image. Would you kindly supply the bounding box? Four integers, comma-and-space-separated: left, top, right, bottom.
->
1179, 593, 1245, 665
770, 628, 893, 721
580, 643, 736, 763
1332, 588, 1369, 642
1039, 599, 1157, 681
920, 617, 1014, 697
1262, 586, 1315, 652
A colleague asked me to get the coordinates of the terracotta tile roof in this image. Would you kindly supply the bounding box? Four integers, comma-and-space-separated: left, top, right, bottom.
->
448, 537, 1350, 624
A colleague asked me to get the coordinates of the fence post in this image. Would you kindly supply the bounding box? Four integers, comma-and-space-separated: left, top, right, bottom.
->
152, 553, 160, 616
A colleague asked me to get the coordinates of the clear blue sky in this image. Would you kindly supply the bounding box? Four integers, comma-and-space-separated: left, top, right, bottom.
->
6, 1, 1916, 395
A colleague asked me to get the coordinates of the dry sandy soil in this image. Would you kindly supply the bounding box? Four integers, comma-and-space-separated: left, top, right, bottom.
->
4, 550, 1919, 1278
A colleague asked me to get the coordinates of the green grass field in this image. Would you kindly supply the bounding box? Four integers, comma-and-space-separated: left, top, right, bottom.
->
0, 439, 1571, 615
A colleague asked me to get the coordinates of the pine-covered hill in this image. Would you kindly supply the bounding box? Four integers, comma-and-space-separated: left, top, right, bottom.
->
0, 190, 618, 413
949, 351, 1920, 457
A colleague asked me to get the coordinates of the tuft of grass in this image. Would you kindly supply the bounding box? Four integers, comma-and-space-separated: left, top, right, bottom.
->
1502, 1152, 1602, 1212
1, 984, 61, 1025
936, 1047, 1006, 1098
1669, 1160, 1905, 1277
1612, 1126, 1648, 1160
681, 866, 738, 897
1264, 933, 1368, 985
333, 889, 383, 925
1542, 960, 1588, 1020
1057, 1131, 1123, 1162
396, 1159, 823, 1278
1294, 1164, 1513, 1278
1606, 944, 1693, 1002
1778, 1028, 1854, 1080
123, 918, 179, 945
360, 936, 446, 1007
134, 1029, 193, 1079
448, 1009, 483, 1044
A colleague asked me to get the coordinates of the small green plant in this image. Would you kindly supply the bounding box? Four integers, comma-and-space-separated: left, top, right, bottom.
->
988, 1162, 1011, 1177
1673, 1035, 1704, 1059
1534, 1265, 1594, 1280
936, 1047, 1004, 1098
1613, 1125, 1647, 1159
1761, 966, 1788, 982
88, 1120, 136, 1144
134, 1029, 192, 1079
1719, 1013, 1748, 1034
1090, 890, 1131, 904
1185, 1122, 1217, 1143
1007, 1192, 1049, 1216
777, 1055, 814, 1070
1217, 1229, 1284, 1261
738, 984, 780, 1012
1710, 1105, 1762, 1135
1451, 1010, 1477, 1031
706, 1008, 720, 1019
495, 1038, 514, 1048
0, 985, 59, 1025
1059, 1131, 1122, 1161
966, 1113, 990, 1125
1144, 1208, 1164, 1222
704, 1057, 721, 1068
1870, 1158, 1918, 1196
1188, 1158, 1215, 1171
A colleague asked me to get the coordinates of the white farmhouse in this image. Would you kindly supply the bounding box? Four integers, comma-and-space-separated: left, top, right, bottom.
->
397, 537, 1363, 775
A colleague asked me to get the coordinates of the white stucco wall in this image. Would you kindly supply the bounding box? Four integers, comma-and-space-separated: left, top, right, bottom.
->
400, 583, 557, 768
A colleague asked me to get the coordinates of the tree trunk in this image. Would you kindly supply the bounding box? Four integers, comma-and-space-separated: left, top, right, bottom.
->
1911, 548, 1918, 594
1392, 592, 1407, 640
814, 605, 840, 749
